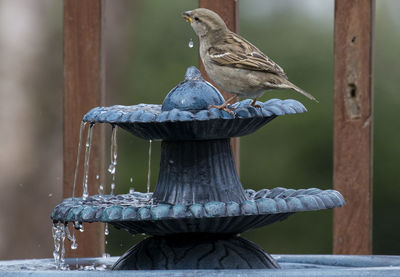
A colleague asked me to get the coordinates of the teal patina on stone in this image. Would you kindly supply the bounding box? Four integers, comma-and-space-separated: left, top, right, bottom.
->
150, 204, 171, 220
204, 202, 226, 217
81, 206, 97, 221
52, 188, 345, 234
122, 207, 137, 220
102, 206, 123, 221
52, 66, 345, 270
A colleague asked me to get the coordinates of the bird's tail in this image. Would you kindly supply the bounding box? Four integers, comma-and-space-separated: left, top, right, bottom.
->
284, 80, 319, 102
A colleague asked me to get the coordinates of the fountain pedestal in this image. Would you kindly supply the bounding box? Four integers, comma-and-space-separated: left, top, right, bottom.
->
113, 234, 279, 270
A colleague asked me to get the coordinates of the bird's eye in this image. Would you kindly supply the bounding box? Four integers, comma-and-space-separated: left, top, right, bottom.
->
194, 17, 200, 22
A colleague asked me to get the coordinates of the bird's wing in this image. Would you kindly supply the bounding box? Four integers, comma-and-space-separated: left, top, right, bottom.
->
208, 32, 287, 78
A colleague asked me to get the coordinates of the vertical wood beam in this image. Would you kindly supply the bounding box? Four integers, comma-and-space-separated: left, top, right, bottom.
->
63, 0, 105, 257
333, 0, 374, 254
198, 0, 240, 172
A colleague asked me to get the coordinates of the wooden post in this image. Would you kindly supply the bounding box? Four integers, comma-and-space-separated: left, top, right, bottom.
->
333, 0, 374, 254
198, 0, 240, 172
63, 0, 105, 257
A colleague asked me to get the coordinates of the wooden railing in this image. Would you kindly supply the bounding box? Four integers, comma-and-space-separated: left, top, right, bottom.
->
333, 0, 374, 254
63, 0, 105, 257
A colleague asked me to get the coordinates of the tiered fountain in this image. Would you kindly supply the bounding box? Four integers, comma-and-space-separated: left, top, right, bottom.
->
51, 66, 345, 270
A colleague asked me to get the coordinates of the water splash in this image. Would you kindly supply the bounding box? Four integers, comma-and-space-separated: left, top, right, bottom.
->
0, 257, 117, 271
188, 38, 194, 48
108, 125, 118, 194
82, 123, 95, 200
63, 192, 154, 209
98, 184, 104, 195
147, 140, 152, 194
72, 121, 87, 198
70, 240, 78, 250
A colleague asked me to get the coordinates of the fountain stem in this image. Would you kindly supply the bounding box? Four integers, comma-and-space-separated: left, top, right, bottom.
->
153, 139, 247, 205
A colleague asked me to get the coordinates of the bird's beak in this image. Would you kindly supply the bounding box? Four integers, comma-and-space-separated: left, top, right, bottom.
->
182, 11, 193, 23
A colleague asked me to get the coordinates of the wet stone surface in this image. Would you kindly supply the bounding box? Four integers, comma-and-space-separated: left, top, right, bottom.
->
82, 99, 306, 141
48, 66, 346, 271
52, 188, 345, 235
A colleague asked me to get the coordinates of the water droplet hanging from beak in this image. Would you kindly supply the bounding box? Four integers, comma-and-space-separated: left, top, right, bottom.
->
188, 38, 194, 48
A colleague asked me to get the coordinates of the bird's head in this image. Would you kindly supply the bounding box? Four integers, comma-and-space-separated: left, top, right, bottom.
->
182, 8, 227, 38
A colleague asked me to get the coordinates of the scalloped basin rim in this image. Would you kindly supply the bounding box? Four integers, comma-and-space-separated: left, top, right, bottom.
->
52, 187, 345, 223
82, 98, 307, 124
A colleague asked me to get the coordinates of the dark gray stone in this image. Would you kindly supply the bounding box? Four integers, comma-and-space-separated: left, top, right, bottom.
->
112, 235, 279, 270
51, 66, 345, 270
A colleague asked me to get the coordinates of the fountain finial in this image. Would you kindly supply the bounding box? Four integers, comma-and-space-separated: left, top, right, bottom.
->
184, 65, 202, 80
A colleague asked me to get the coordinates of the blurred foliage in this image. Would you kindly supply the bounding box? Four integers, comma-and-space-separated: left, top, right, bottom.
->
373, 0, 400, 254
102, 0, 400, 256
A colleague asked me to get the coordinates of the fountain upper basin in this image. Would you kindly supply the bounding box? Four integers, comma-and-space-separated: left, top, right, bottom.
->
83, 98, 306, 141
83, 65, 306, 141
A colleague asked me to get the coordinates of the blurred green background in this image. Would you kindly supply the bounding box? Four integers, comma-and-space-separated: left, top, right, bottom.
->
0, 0, 399, 260
103, 0, 400, 256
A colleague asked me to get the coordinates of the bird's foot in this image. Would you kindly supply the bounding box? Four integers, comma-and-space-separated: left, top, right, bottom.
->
209, 104, 235, 115
209, 103, 226, 110
250, 98, 261, 109
223, 107, 235, 115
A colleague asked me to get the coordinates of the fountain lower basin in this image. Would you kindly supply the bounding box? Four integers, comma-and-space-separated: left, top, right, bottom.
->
1, 255, 400, 276
52, 188, 344, 235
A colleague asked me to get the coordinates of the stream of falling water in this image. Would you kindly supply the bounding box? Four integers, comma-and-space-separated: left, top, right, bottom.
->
52, 223, 67, 270
103, 223, 110, 258
102, 126, 118, 258
147, 140, 152, 194
53, 122, 88, 269
53, 124, 158, 268
52, 124, 123, 268
72, 121, 87, 198
108, 125, 118, 194
97, 174, 104, 195
65, 224, 78, 250
82, 123, 95, 200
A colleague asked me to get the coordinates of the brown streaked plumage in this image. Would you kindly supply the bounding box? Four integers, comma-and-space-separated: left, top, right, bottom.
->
183, 8, 317, 112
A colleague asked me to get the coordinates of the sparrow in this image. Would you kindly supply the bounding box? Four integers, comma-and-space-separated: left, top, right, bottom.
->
183, 8, 317, 112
